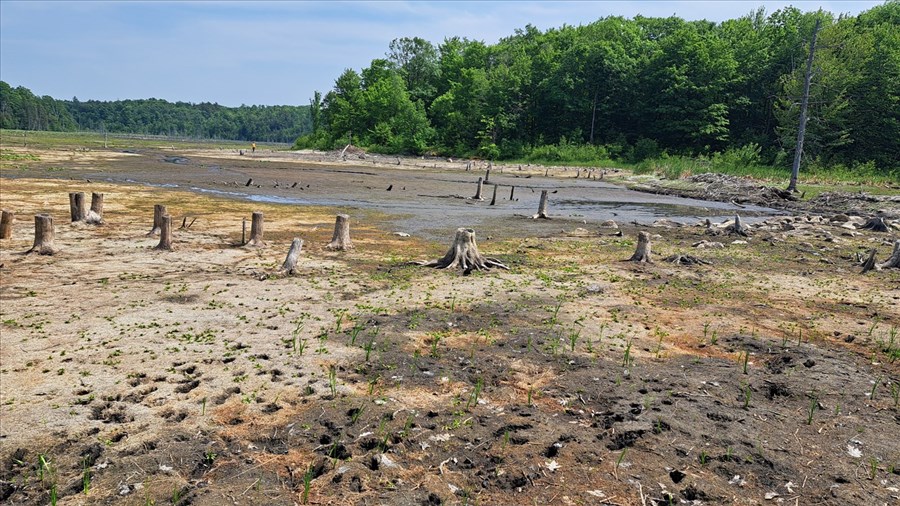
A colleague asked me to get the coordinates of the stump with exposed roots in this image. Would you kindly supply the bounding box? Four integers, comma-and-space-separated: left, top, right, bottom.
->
727, 214, 750, 237
155, 214, 173, 251
85, 192, 104, 224
863, 240, 900, 273
415, 228, 509, 275
860, 217, 889, 233
326, 214, 353, 250
246, 211, 265, 247
532, 190, 550, 219
628, 231, 653, 263
0, 210, 13, 239
69, 192, 86, 222
663, 254, 709, 266
27, 214, 56, 255
148, 204, 168, 236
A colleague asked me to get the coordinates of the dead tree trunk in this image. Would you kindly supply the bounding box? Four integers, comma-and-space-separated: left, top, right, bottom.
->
787, 17, 821, 193
415, 228, 509, 275
879, 240, 900, 269
69, 192, 86, 222
85, 192, 104, 224
628, 231, 653, 263
860, 249, 878, 273
326, 214, 353, 250
489, 184, 498, 206
246, 211, 265, 247
532, 190, 550, 219
0, 210, 13, 239
27, 214, 56, 255
472, 177, 484, 200
485, 168, 491, 183
148, 204, 168, 236
727, 214, 750, 237
279, 238, 304, 275
509, 186, 516, 201
155, 214, 173, 251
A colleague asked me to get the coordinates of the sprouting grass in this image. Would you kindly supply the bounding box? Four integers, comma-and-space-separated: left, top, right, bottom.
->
328, 365, 337, 398
741, 382, 752, 410
742, 351, 750, 374
301, 465, 314, 504
622, 340, 633, 367
569, 330, 580, 352
349, 324, 363, 346
466, 378, 483, 410
807, 394, 819, 425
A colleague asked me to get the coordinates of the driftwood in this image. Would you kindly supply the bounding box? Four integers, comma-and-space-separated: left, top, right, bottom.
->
0, 210, 13, 239
663, 254, 710, 266
532, 190, 550, 219
628, 231, 653, 263
148, 204, 168, 236
69, 192, 86, 222
180, 216, 197, 229
246, 211, 265, 247
85, 192, 104, 224
27, 214, 56, 255
414, 228, 509, 275
155, 215, 173, 251
326, 214, 353, 250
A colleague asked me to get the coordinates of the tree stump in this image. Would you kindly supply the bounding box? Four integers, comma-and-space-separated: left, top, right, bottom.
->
532, 190, 550, 219
415, 228, 509, 275
148, 204, 168, 236
0, 210, 13, 239
326, 214, 353, 250
279, 238, 304, 275
727, 214, 750, 236
485, 168, 491, 183
246, 211, 265, 247
879, 240, 900, 269
69, 192, 86, 222
860, 248, 878, 273
860, 217, 889, 232
628, 231, 653, 263
155, 214, 173, 251
489, 184, 498, 206
472, 177, 484, 200
85, 192, 104, 224
509, 186, 516, 201
27, 214, 56, 255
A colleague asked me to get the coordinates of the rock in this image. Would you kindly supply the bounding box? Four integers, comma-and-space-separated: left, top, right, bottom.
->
600, 220, 619, 229
393, 232, 411, 237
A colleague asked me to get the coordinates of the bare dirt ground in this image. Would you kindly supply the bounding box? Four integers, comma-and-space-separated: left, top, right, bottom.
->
1, 145, 899, 506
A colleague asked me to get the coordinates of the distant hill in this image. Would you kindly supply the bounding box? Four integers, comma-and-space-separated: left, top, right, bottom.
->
0, 81, 310, 143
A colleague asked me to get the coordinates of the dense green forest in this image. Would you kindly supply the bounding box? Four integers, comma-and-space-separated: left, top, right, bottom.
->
298, 2, 899, 176
0, 81, 311, 143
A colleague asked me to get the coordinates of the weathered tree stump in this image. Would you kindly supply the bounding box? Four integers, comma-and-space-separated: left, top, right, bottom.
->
532, 190, 550, 219
155, 214, 173, 251
472, 177, 484, 200
860, 217, 889, 232
69, 192, 86, 222
879, 240, 900, 269
326, 214, 353, 250
278, 238, 304, 275
27, 214, 56, 255
860, 249, 878, 273
246, 211, 265, 247
485, 168, 491, 183
489, 184, 498, 206
628, 231, 653, 263
148, 204, 168, 236
727, 214, 750, 236
85, 192, 104, 224
0, 210, 13, 239
415, 228, 509, 275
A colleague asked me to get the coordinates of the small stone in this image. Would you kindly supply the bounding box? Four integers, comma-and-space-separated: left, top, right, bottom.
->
803, 359, 815, 368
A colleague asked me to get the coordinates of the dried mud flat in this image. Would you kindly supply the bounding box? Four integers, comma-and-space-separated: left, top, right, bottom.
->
1, 150, 900, 505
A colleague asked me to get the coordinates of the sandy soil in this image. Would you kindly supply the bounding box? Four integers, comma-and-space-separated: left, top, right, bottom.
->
1, 147, 899, 506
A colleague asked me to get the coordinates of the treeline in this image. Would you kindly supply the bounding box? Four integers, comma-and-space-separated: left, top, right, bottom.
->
0, 81, 311, 143
299, 2, 899, 174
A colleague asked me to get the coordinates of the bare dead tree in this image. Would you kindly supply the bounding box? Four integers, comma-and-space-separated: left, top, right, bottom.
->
628, 231, 653, 263
148, 204, 168, 236
326, 214, 353, 250
788, 16, 821, 193
155, 215, 173, 251
0, 210, 13, 239
532, 190, 550, 219
27, 214, 56, 255
69, 192, 86, 222
414, 228, 509, 275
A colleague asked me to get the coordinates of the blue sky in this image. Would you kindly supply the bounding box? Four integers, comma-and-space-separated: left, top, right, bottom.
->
0, 1, 884, 107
